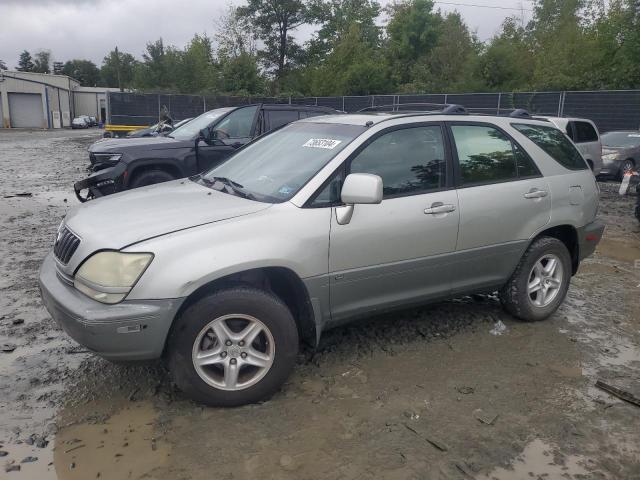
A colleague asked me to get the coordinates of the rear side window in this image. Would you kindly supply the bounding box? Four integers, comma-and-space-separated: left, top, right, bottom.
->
350, 126, 447, 198
451, 125, 517, 185
574, 121, 598, 143
267, 110, 299, 130
513, 123, 587, 170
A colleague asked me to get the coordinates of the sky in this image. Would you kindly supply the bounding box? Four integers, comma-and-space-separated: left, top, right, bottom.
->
0, 0, 533, 70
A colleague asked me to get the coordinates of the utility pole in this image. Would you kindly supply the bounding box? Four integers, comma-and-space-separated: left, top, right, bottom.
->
115, 46, 122, 92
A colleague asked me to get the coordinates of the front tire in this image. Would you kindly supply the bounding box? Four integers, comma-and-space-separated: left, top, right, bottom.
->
167, 287, 299, 407
500, 237, 571, 322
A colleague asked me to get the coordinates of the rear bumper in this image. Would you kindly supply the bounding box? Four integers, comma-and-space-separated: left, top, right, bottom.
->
39, 252, 182, 361
73, 162, 127, 202
577, 219, 605, 261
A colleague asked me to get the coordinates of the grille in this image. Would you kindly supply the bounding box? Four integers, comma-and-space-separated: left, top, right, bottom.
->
54, 227, 80, 265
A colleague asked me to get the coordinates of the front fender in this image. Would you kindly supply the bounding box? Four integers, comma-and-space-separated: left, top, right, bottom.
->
124, 203, 331, 300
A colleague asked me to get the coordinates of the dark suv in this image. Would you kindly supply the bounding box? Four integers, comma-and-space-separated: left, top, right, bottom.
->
74, 104, 339, 201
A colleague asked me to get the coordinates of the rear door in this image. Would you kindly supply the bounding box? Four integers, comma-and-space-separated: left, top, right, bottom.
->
326, 123, 460, 321
447, 122, 551, 293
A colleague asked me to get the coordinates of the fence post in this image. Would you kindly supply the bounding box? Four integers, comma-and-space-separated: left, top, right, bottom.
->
444, 94, 448, 105
203, 96, 206, 113
497, 93, 502, 115
157, 94, 161, 122
289, 96, 292, 105
315, 97, 318, 106
342, 96, 345, 112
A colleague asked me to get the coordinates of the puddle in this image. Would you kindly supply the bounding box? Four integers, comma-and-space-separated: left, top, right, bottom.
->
52, 401, 169, 480
482, 438, 592, 479
596, 237, 640, 264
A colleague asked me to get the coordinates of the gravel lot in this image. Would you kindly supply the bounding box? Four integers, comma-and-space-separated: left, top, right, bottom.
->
0, 129, 639, 480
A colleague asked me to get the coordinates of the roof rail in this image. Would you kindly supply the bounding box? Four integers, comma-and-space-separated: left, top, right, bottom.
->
509, 109, 531, 118
357, 103, 468, 115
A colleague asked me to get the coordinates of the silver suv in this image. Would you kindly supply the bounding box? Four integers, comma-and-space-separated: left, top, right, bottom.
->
40, 111, 604, 406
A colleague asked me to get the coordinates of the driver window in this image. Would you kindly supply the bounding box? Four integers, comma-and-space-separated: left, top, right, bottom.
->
215, 106, 258, 139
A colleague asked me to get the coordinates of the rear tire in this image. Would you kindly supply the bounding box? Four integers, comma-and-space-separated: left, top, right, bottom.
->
618, 159, 635, 180
500, 237, 571, 322
130, 169, 176, 188
167, 287, 299, 407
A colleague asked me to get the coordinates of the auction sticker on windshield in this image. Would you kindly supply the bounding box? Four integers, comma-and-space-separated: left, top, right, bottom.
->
303, 138, 343, 149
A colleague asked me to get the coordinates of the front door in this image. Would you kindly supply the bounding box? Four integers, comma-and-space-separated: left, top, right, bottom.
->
197, 105, 259, 172
328, 124, 460, 322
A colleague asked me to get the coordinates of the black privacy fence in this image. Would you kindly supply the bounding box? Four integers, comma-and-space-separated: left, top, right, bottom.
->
107, 90, 640, 133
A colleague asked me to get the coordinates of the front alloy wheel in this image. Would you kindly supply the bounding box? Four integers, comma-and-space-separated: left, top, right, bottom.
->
192, 314, 275, 391
168, 287, 299, 406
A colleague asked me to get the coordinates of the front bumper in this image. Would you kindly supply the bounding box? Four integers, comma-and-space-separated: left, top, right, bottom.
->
39, 252, 182, 361
73, 162, 127, 202
599, 157, 622, 177
577, 219, 605, 261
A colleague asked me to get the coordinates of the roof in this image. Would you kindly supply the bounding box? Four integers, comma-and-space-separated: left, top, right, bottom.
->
301, 112, 555, 127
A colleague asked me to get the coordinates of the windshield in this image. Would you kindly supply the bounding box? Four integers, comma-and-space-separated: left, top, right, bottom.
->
197, 122, 365, 203
170, 108, 232, 140
601, 132, 640, 148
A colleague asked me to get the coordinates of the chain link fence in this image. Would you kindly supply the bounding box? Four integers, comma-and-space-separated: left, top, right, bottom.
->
107, 90, 640, 133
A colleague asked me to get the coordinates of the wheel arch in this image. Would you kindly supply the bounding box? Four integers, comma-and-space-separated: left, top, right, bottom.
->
532, 224, 579, 275
162, 266, 318, 357
125, 160, 184, 187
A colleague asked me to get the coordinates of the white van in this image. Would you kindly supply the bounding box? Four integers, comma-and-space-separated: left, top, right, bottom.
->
540, 117, 602, 175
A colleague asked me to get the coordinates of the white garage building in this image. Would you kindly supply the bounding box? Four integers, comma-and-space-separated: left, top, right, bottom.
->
0, 71, 118, 129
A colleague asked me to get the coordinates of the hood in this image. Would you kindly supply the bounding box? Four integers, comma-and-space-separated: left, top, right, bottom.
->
89, 136, 190, 153
602, 146, 631, 156
64, 180, 271, 251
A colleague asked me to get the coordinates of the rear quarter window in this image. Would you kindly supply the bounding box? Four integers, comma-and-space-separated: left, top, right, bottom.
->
574, 121, 599, 143
512, 123, 588, 171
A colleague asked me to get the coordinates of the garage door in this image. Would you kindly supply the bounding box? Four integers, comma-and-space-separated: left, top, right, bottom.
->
9, 93, 45, 128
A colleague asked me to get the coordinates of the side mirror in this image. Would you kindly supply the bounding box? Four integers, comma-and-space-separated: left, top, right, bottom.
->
341, 173, 383, 205
198, 127, 212, 144
336, 173, 383, 225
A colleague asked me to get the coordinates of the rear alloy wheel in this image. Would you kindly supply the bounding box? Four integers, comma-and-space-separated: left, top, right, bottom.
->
500, 237, 571, 322
168, 287, 299, 406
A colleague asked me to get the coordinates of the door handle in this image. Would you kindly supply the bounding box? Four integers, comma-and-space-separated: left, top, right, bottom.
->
523, 188, 548, 199
424, 202, 456, 215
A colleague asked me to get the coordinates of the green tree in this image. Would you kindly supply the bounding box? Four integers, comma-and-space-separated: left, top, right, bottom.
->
309, 24, 390, 95
33, 50, 51, 73
101, 47, 137, 90
306, 0, 381, 61
0, 59, 7, 70
177, 34, 218, 93
134, 38, 177, 90
237, 0, 309, 92
62, 59, 100, 86
479, 17, 534, 90
17, 50, 35, 72
219, 53, 265, 94
407, 12, 483, 92
385, 0, 442, 87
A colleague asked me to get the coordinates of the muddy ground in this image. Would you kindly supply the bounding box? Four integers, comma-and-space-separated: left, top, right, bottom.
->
0, 128, 639, 480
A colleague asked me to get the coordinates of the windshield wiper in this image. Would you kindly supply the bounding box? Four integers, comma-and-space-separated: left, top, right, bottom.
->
203, 176, 256, 200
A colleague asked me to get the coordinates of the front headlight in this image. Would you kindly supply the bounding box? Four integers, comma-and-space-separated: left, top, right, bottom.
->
602, 153, 618, 161
92, 153, 122, 164
74, 251, 153, 304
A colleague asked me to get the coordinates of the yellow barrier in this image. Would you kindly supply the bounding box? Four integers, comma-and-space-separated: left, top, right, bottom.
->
104, 124, 149, 132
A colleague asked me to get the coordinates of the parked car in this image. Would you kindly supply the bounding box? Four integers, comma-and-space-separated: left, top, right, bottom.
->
89, 116, 98, 127
599, 131, 640, 179
74, 104, 339, 201
41, 108, 604, 406
126, 117, 194, 139
71, 117, 90, 129
540, 117, 603, 174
